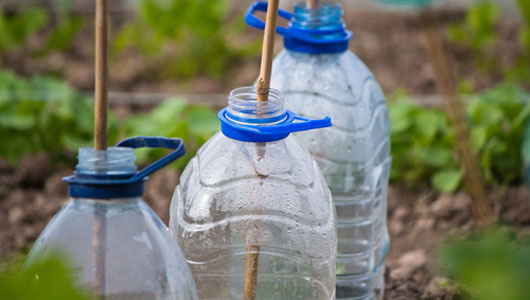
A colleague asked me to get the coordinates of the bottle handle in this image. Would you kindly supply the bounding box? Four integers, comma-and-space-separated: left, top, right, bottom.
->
116, 137, 186, 182
245, 1, 352, 45
254, 114, 332, 135
245, 1, 294, 37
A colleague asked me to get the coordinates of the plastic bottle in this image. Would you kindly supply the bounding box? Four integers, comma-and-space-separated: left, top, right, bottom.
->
246, 2, 392, 300
26, 137, 199, 300
170, 87, 337, 300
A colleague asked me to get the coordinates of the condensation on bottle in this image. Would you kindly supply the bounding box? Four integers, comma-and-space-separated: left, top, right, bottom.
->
26, 142, 199, 300
248, 1, 393, 299
170, 87, 337, 300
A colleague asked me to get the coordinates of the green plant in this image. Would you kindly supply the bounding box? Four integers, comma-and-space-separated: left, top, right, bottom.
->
124, 98, 219, 170
505, 0, 530, 83
0, 255, 89, 300
0, 1, 84, 61
389, 84, 530, 193
440, 229, 530, 300
0, 70, 118, 164
448, 0, 530, 85
0, 7, 48, 58
447, 0, 500, 74
113, 0, 260, 78
34, 0, 84, 58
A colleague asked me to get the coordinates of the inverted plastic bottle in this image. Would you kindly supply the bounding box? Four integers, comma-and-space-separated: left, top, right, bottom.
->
170, 87, 337, 300
25, 137, 199, 300
246, 2, 392, 300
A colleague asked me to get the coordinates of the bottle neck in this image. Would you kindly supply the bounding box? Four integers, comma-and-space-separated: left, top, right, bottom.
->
227, 87, 287, 126
291, 1, 345, 32
76, 147, 137, 175
282, 1, 351, 54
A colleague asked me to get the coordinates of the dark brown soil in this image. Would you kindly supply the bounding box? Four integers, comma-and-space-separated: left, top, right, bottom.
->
2, 154, 530, 299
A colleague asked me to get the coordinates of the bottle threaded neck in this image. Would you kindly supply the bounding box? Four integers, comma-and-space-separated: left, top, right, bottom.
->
227, 87, 286, 125
292, 1, 344, 31
76, 147, 137, 175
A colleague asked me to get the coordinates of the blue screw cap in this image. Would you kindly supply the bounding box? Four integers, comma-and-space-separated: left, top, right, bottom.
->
64, 137, 186, 199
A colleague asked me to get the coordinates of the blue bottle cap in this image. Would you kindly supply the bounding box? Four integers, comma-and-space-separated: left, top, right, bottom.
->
63, 137, 186, 199
245, 1, 352, 54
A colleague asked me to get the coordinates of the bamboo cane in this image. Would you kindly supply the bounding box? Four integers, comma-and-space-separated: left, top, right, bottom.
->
244, 1, 281, 299
93, 0, 109, 298
419, 9, 494, 224
306, 0, 320, 9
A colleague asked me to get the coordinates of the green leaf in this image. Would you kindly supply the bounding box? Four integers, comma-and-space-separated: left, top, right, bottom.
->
470, 126, 488, 152
0, 255, 90, 300
432, 169, 464, 194
186, 106, 220, 137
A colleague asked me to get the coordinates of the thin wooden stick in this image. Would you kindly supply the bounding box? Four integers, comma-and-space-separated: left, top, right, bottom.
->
244, 1, 281, 300
94, 0, 109, 151
93, 0, 109, 298
256, 0, 280, 103
419, 9, 494, 224
306, 0, 320, 9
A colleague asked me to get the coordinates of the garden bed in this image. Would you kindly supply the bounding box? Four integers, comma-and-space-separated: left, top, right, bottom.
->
2, 153, 530, 299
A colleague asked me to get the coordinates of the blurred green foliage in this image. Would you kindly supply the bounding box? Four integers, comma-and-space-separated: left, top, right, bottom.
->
441, 229, 530, 300
124, 98, 219, 170
0, 7, 48, 58
390, 84, 530, 193
0, 0, 84, 60
113, 0, 261, 78
448, 0, 530, 85
447, 0, 500, 73
0, 255, 89, 300
33, 0, 84, 58
0, 70, 118, 164
0, 70, 219, 170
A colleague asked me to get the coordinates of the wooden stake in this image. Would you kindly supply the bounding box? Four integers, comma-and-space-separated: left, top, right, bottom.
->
245, 1, 281, 300
93, 0, 109, 298
94, 0, 109, 151
419, 9, 494, 224
256, 0, 280, 103
306, 0, 320, 9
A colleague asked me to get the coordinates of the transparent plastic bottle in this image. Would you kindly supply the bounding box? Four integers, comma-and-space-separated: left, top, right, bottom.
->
246, 2, 392, 300
26, 138, 199, 300
170, 87, 337, 300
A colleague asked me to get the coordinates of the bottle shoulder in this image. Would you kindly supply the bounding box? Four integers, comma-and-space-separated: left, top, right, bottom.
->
271, 49, 386, 107
175, 134, 333, 219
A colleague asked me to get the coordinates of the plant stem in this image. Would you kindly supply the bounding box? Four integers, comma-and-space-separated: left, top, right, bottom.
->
420, 9, 494, 224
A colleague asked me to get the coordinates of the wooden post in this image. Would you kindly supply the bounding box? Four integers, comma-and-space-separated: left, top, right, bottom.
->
419, 9, 494, 224
244, 1, 281, 300
306, 0, 320, 9
93, 0, 109, 298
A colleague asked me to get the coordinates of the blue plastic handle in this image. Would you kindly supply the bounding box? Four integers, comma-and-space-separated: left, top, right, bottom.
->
116, 136, 186, 183
245, 1, 351, 45
219, 108, 332, 142
253, 115, 332, 134
245, 1, 293, 37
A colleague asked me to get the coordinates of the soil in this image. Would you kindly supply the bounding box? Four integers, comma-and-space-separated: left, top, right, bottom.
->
2, 8, 524, 103
2, 154, 530, 299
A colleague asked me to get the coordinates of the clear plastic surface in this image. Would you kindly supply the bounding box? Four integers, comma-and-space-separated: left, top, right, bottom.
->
170, 88, 337, 300
25, 147, 199, 300
270, 48, 391, 300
